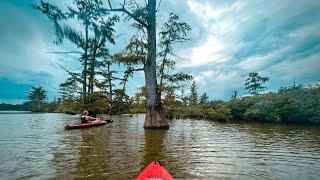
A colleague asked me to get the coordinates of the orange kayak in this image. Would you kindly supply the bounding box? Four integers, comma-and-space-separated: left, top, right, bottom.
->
136, 161, 174, 180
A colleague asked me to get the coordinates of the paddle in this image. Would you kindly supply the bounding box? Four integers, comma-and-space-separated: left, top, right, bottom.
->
93, 118, 113, 123
106, 119, 114, 123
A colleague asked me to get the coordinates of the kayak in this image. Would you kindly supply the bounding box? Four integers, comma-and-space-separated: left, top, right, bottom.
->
64, 120, 112, 130
136, 161, 174, 180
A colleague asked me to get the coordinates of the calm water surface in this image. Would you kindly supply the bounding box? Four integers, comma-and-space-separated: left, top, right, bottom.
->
0, 112, 320, 179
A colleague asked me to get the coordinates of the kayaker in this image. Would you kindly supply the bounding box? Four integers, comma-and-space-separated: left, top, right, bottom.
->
81, 110, 100, 123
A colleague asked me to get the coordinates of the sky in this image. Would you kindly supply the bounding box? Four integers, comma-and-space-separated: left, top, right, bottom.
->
0, 0, 320, 104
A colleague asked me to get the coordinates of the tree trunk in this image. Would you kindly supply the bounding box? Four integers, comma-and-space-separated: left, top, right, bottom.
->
107, 61, 113, 114
83, 25, 88, 103
144, 0, 169, 129
89, 46, 97, 94
37, 99, 40, 111
158, 44, 168, 100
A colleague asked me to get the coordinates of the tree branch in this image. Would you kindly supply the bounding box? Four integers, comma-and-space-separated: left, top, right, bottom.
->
107, 0, 113, 9
48, 84, 60, 91
45, 51, 82, 54
130, 68, 144, 72
105, 1, 147, 28
156, 0, 161, 12
57, 63, 84, 84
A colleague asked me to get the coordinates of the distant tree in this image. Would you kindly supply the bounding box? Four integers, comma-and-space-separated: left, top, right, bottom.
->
116, 67, 134, 113
165, 72, 193, 104
157, 13, 191, 100
189, 81, 198, 106
199, 93, 209, 105
178, 87, 188, 104
128, 87, 147, 114
27, 86, 47, 111
59, 77, 79, 100
245, 72, 270, 95
100, 60, 117, 114
231, 90, 238, 100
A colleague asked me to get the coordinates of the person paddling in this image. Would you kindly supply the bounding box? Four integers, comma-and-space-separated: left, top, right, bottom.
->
81, 110, 100, 123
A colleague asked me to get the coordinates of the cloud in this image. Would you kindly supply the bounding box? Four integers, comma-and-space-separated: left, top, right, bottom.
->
266, 52, 320, 85
183, 36, 229, 67
173, 0, 320, 99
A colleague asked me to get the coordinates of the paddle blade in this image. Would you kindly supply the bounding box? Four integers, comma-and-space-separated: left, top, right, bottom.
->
106, 119, 114, 123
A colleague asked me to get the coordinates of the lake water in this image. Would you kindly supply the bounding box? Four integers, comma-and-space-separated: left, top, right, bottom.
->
0, 112, 319, 179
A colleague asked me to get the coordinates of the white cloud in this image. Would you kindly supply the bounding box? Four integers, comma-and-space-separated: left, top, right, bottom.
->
267, 52, 320, 82
183, 36, 229, 67
192, 68, 243, 99
187, 0, 241, 26
174, 0, 320, 99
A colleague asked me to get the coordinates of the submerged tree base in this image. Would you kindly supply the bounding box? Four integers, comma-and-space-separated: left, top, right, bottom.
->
143, 110, 169, 130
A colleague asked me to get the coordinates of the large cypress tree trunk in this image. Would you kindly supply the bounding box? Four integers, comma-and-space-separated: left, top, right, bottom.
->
143, 0, 169, 129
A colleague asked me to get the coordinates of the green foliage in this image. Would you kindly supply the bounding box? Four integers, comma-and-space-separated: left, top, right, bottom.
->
27, 86, 47, 112
0, 103, 29, 111
113, 89, 130, 114
165, 72, 193, 85
243, 96, 279, 122
245, 72, 270, 95
159, 13, 191, 53
228, 97, 257, 120
43, 100, 59, 113
205, 105, 232, 122
125, 87, 146, 114
228, 85, 320, 123
123, 1, 148, 30
113, 36, 147, 66
86, 92, 110, 114
189, 81, 198, 106
199, 93, 209, 105
59, 77, 79, 100
55, 99, 82, 114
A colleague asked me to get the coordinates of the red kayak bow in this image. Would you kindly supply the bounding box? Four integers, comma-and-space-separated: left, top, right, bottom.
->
136, 161, 174, 180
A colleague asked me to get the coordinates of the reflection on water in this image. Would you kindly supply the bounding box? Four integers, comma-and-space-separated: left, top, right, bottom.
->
0, 113, 320, 179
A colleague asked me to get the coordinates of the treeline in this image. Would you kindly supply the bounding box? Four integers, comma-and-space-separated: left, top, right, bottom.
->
0, 101, 59, 113
4, 81, 320, 124
0, 103, 29, 111
172, 84, 320, 124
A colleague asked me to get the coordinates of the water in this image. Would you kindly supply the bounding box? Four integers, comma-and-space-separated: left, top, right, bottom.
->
0, 112, 320, 179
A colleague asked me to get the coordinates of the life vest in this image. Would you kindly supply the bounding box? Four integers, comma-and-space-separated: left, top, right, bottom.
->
81, 116, 89, 123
